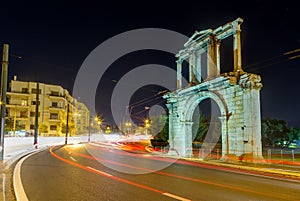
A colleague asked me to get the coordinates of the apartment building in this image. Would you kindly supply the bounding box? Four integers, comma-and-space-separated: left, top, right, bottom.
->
6, 77, 90, 136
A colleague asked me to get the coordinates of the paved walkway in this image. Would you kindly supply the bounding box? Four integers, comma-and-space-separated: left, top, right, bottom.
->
0, 136, 89, 201
149, 148, 300, 181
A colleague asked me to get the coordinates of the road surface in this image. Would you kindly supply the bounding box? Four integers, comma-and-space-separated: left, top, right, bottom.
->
20, 143, 300, 201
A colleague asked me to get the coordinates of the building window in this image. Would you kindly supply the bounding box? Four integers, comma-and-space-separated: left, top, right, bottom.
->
30, 125, 35, 129
50, 91, 59, 96
50, 125, 57, 130
20, 111, 27, 118
51, 102, 58, 107
50, 113, 58, 119
21, 99, 28, 106
31, 101, 40, 105
21, 88, 28, 93
30, 112, 40, 117
31, 88, 41, 94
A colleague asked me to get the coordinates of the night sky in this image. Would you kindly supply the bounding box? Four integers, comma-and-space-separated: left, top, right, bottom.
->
0, 0, 299, 127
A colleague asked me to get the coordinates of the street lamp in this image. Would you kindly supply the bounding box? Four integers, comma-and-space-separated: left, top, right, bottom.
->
145, 118, 150, 136
94, 116, 102, 133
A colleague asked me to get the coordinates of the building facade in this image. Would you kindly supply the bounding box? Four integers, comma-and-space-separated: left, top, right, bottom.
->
6, 77, 90, 136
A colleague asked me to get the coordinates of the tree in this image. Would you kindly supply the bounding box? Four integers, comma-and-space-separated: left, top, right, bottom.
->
150, 115, 169, 142
193, 113, 209, 142
39, 123, 49, 134
60, 121, 76, 136
261, 118, 290, 147
5, 117, 22, 132
59, 111, 77, 136
285, 127, 300, 147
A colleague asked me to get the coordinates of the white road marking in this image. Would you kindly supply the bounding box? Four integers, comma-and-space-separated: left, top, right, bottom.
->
263, 168, 300, 173
13, 150, 46, 201
86, 166, 113, 177
163, 193, 191, 201
2, 173, 6, 201
70, 156, 77, 162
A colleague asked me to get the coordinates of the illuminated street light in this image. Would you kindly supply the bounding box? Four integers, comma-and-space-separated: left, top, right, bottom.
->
145, 118, 150, 136
94, 116, 102, 133
125, 122, 132, 135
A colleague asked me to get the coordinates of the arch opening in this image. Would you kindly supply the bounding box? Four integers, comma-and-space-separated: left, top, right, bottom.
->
177, 91, 228, 158
191, 98, 222, 159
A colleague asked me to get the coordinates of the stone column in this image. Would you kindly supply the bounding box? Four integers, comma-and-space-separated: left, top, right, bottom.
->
176, 59, 182, 89
218, 116, 227, 157
251, 87, 263, 158
242, 74, 263, 158
215, 41, 221, 75
207, 37, 217, 78
195, 50, 202, 83
189, 51, 197, 85
184, 121, 194, 157
166, 103, 174, 150
233, 20, 243, 73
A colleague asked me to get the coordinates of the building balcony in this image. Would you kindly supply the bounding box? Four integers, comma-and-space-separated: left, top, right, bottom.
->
49, 106, 65, 111
49, 118, 61, 122
6, 104, 29, 109
15, 116, 29, 120
49, 93, 65, 100
7, 91, 30, 97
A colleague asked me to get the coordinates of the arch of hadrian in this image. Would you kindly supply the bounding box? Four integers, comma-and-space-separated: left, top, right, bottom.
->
163, 18, 263, 159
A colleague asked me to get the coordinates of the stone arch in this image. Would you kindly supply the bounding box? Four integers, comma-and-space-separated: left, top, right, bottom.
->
182, 91, 229, 158
184, 90, 228, 121
164, 18, 263, 160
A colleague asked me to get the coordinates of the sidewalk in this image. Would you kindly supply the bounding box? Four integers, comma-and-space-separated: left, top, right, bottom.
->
147, 148, 300, 181
0, 136, 87, 201
187, 157, 300, 181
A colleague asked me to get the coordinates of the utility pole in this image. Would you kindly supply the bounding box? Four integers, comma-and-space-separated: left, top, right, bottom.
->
0, 44, 9, 160
34, 82, 39, 149
13, 106, 16, 137
65, 103, 69, 145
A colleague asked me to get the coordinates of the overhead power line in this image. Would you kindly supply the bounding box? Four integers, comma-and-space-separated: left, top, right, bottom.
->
284, 49, 300, 55
245, 48, 300, 71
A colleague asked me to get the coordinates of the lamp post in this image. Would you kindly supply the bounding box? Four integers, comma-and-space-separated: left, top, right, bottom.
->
65, 103, 69, 145
13, 105, 17, 137
34, 82, 39, 149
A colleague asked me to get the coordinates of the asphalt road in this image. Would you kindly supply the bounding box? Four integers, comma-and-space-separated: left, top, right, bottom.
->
20, 143, 300, 201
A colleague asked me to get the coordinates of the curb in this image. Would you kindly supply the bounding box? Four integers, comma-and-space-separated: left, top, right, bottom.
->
184, 158, 300, 181
147, 150, 300, 181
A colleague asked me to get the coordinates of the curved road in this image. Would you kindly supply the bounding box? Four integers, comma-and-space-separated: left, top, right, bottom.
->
19, 143, 300, 201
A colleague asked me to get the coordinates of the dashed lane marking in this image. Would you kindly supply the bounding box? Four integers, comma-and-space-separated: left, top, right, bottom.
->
86, 166, 113, 177
70, 156, 77, 162
163, 193, 192, 201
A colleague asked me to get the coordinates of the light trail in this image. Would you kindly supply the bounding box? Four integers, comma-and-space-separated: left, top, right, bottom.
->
49, 146, 191, 201
65, 146, 289, 200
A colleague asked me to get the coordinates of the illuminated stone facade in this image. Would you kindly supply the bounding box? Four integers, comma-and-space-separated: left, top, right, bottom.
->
6, 78, 90, 136
164, 18, 263, 158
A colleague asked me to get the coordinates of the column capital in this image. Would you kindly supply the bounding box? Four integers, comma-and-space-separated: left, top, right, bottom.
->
176, 58, 183, 64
